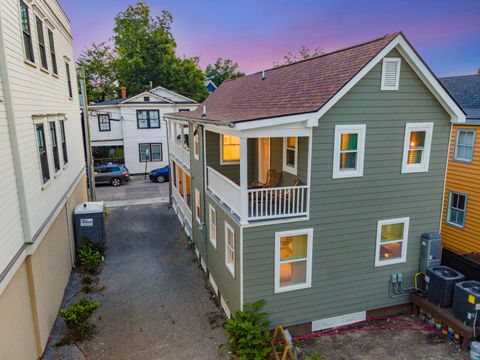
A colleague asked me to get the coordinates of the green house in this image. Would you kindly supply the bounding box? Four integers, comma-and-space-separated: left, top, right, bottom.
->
164, 32, 465, 332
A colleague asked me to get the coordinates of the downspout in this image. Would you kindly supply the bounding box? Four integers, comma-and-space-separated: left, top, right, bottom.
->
163, 115, 172, 208
199, 124, 208, 268
439, 122, 453, 233
0, 7, 31, 244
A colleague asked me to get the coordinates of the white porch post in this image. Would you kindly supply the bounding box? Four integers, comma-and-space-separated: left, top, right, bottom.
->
180, 123, 184, 147
240, 137, 248, 224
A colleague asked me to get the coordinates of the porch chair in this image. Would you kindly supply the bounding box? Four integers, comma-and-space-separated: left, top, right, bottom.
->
249, 169, 282, 189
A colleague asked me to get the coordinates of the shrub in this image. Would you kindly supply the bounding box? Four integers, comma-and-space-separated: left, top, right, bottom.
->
78, 241, 103, 273
225, 299, 272, 360
59, 298, 100, 341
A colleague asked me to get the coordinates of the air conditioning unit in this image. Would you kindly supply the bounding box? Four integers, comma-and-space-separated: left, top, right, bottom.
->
419, 232, 441, 273
452, 281, 480, 325
426, 266, 465, 307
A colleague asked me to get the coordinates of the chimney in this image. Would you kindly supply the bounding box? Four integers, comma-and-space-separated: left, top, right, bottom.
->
121, 86, 127, 99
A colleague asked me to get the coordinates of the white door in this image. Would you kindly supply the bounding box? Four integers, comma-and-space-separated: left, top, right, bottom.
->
258, 138, 270, 183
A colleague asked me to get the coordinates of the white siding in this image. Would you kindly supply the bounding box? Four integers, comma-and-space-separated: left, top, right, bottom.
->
89, 107, 123, 143
0, 0, 85, 277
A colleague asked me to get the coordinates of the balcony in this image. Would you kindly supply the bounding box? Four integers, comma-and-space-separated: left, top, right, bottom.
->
205, 131, 310, 224
170, 140, 190, 169
168, 120, 190, 169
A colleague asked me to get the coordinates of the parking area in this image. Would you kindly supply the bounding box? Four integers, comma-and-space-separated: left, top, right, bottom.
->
95, 175, 170, 207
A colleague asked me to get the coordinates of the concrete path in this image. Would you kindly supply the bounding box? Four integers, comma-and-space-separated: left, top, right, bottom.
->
80, 203, 228, 359
96, 175, 170, 207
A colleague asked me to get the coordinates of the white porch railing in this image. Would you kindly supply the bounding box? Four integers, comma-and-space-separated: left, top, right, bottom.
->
247, 185, 308, 221
169, 140, 190, 169
207, 166, 241, 217
172, 184, 192, 228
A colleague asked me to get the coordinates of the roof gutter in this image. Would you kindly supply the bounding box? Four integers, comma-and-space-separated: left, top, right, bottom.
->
163, 114, 236, 128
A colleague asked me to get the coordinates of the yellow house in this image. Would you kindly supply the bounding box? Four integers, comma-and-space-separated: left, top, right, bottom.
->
441, 74, 480, 255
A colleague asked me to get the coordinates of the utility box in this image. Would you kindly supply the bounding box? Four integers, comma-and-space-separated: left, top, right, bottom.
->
452, 281, 480, 325
74, 202, 105, 248
420, 232, 442, 273
426, 266, 465, 307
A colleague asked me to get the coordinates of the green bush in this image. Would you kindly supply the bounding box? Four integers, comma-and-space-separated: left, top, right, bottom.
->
225, 299, 272, 360
59, 298, 100, 341
78, 241, 103, 273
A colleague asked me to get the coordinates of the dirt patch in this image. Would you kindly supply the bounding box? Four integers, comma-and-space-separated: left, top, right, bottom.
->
295, 316, 469, 360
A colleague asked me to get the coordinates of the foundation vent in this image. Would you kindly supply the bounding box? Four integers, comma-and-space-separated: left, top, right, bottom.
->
311, 311, 366, 331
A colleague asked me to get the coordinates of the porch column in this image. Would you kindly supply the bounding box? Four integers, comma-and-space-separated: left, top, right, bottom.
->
180, 123, 184, 147
240, 137, 248, 224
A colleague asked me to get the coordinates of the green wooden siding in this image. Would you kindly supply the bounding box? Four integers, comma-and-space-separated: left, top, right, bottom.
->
242, 49, 451, 326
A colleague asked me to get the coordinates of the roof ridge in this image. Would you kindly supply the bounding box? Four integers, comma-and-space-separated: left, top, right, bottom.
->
222, 32, 401, 85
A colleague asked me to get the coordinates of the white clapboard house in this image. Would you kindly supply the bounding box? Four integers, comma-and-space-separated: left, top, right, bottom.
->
89, 87, 198, 174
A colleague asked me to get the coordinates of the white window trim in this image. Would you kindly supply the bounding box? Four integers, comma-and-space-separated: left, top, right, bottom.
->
332, 124, 366, 179
446, 191, 467, 229
225, 222, 235, 277
401, 122, 433, 174
195, 188, 201, 224
220, 134, 240, 165
375, 217, 409, 267
208, 204, 217, 249
193, 131, 200, 160
453, 129, 476, 163
381, 57, 401, 91
274, 228, 313, 294
283, 137, 298, 175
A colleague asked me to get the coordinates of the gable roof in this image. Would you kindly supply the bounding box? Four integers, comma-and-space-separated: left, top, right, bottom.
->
440, 74, 480, 119
91, 87, 197, 107
167, 32, 464, 124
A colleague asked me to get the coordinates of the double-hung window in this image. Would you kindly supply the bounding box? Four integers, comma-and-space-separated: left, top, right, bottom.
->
137, 110, 160, 129
447, 192, 467, 228
275, 229, 313, 293
47, 29, 58, 75
60, 120, 68, 164
98, 114, 111, 131
65, 62, 73, 98
220, 134, 240, 164
402, 123, 433, 173
209, 205, 217, 249
139, 143, 162, 162
20, 1, 34, 62
332, 124, 366, 178
195, 189, 201, 224
375, 218, 409, 267
454, 129, 475, 163
225, 222, 235, 277
49, 122, 60, 172
283, 137, 298, 175
36, 123, 50, 184
35, 16, 48, 69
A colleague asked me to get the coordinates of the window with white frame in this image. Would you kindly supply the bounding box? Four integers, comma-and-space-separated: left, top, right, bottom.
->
332, 124, 366, 178
209, 204, 217, 249
275, 228, 313, 293
454, 129, 475, 163
225, 222, 235, 276
283, 137, 298, 175
375, 218, 409, 267
194, 130, 200, 160
447, 192, 467, 228
20, 1, 34, 63
195, 189, 201, 224
402, 122, 433, 173
381, 58, 401, 91
220, 134, 240, 164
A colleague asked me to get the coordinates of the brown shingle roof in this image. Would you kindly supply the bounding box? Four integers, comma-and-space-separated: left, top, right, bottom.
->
169, 32, 400, 123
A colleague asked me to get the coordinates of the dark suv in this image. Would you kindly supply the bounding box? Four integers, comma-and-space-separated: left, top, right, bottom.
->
94, 165, 130, 187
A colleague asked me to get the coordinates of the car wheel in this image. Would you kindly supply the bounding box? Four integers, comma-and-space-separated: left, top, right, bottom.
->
156, 175, 165, 183
111, 177, 121, 187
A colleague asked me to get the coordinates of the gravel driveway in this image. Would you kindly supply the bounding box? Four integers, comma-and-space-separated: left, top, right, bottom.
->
44, 203, 228, 360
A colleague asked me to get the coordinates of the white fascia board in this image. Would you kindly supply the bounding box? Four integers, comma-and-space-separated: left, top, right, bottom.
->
314, 34, 465, 123
150, 85, 197, 103
233, 113, 318, 131
121, 91, 173, 104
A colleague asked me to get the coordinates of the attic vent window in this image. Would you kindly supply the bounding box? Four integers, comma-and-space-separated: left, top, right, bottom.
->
144, 96, 150, 102
381, 58, 401, 90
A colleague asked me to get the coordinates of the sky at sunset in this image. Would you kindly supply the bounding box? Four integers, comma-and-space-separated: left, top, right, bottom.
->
59, 0, 480, 77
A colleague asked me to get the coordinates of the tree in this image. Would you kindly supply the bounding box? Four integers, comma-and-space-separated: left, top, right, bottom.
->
112, 2, 208, 101
275, 45, 324, 67
77, 42, 118, 103
205, 58, 245, 87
